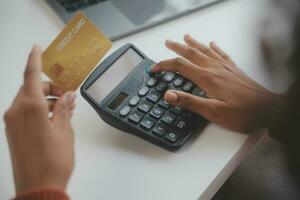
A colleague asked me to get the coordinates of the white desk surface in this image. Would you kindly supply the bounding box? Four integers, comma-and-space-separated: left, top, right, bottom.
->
0, 0, 272, 199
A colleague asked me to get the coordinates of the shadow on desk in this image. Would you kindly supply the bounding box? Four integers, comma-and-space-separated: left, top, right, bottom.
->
212, 134, 300, 200
79, 116, 208, 158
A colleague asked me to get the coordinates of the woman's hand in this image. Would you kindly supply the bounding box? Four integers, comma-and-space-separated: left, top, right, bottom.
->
152, 35, 287, 132
4, 45, 76, 194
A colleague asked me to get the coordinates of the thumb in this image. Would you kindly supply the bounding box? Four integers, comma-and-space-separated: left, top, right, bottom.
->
52, 91, 76, 129
164, 90, 213, 118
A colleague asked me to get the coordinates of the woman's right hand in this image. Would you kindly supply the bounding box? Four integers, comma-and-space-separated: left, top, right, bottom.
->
152, 35, 287, 133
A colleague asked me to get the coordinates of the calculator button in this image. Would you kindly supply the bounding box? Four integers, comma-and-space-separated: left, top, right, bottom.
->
161, 112, 177, 125
140, 117, 156, 130
138, 86, 149, 96
158, 99, 170, 109
152, 122, 167, 136
173, 76, 184, 87
181, 111, 194, 119
129, 96, 140, 106
150, 106, 165, 119
147, 77, 158, 87
128, 111, 144, 124
156, 82, 168, 92
164, 130, 181, 143
119, 106, 131, 117
146, 91, 161, 103
182, 81, 194, 92
154, 71, 165, 78
168, 85, 176, 91
170, 106, 182, 114
137, 101, 153, 113
163, 72, 176, 82
173, 118, 192, 133
192, 87, 206, 97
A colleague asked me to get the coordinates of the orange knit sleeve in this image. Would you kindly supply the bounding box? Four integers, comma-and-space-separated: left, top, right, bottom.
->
12, 188, 70, 200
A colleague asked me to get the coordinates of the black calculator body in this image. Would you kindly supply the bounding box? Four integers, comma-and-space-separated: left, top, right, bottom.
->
81, 44, 207, 151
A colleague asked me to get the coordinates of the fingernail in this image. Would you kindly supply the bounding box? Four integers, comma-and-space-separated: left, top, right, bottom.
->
151, 65, 159, 72
32, 44, 41, 53
211, 41, 217, 46
165, 39, 173, 47
184, 34, 192, 40
165, 91, 178, 102
147, 64, 155, 73
32, 44, 36, 52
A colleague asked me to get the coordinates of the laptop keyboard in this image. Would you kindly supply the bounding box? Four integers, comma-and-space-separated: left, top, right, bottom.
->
56, 0, 107, 13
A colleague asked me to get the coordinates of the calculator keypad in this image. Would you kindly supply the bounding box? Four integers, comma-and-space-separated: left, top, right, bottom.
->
119, 106, 131, 117
173, 76, 184, 87
163, 72, 176, 82
152, 122, 167, 136
128, 111, 144, 124
146, 91, 161, 103
158, 99, 170, 109
170, 106, 182, 114
150, 106, 165, 119
138, 86, 149, 96
118, 70, 206, 146
182, 81, 194, 92
146, 77, 158, 87
174, 117, 192, 133
140, 117, 156, 130
137, 101, 153, 113
161, 112, 176, 125
192, 87, 206, 97
164, 130, 181, 143
156, 82, 168, 92
129, 96, 140, 106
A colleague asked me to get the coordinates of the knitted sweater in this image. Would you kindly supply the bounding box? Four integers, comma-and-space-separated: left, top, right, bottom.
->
13, 188, 69, 200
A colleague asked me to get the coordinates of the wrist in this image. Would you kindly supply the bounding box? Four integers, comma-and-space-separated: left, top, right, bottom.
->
15, 173, 69, 195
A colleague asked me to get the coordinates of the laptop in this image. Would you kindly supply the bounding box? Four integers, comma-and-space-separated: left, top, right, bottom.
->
46, 0, 225, 40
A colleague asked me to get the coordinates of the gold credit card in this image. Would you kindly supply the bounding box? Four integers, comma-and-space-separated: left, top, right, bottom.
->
42, 12, 112, 91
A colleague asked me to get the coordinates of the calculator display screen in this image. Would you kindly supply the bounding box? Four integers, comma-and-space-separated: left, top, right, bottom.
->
87, 48, 143, 103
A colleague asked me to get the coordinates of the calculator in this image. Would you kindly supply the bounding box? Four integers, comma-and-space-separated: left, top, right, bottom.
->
81, 44, 207, 151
